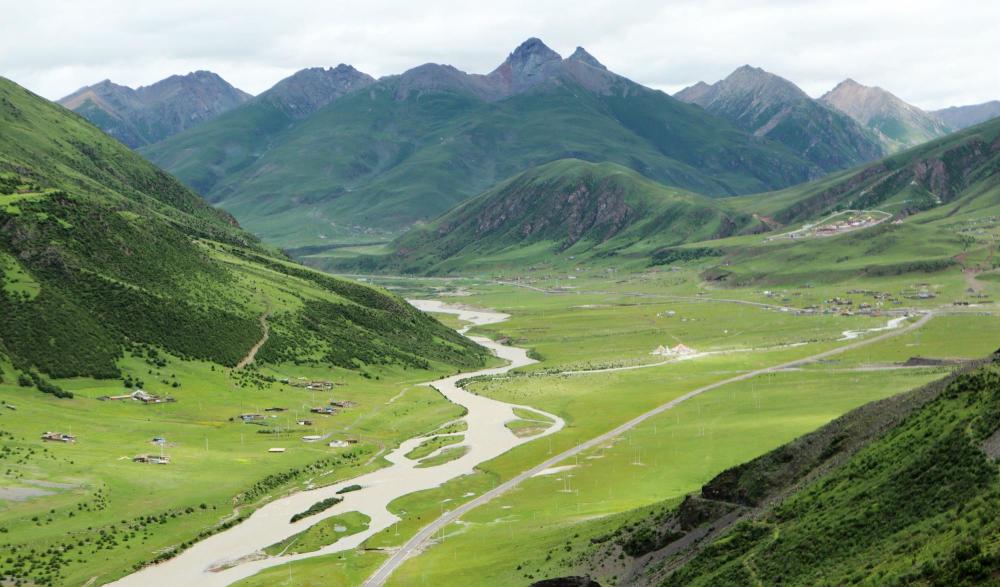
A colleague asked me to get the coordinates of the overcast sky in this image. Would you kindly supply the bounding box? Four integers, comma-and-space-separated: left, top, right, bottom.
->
3, 0, 997, 109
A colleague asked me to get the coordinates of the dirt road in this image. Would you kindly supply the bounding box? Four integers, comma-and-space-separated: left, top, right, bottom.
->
362, 311, 935, 586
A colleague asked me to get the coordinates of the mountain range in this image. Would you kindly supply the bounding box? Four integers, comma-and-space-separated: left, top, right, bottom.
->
139, 39, 826, 247
57, 71, 252, 148
674, 65, 886, 171
933, 100, 1000, 130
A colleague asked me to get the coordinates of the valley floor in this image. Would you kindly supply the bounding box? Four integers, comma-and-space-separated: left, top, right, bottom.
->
233, 265, 999, 587
2, 263, 997, 587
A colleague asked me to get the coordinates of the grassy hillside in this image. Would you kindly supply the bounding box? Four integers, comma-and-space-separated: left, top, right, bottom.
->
738, 116, 1000, 225
594, 354, 1000, 586
0, 76, 493, 586
142, 62, 820, 247
0, 75, 488, 385
324, 159, 759, 274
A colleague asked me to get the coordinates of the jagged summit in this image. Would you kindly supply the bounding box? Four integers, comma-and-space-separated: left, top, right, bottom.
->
566, 46, 606, 70
503, 37, 562, 69
487, 37, 563, 94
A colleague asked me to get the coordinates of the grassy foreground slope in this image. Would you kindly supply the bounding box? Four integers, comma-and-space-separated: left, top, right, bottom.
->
329, 159, 760, 274
0, 76, 488, 382
0, 76, 492, 586
593, 354, 1000, 586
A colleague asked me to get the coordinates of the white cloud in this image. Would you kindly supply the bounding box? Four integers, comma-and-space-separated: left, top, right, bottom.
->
2, 0, 997, 109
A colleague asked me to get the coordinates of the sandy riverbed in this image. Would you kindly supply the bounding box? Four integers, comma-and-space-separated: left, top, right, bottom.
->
109, 300, 563, 587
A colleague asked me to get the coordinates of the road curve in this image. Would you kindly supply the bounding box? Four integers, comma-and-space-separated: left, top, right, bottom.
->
108, 301, 563, 587
363, 311, 935, 586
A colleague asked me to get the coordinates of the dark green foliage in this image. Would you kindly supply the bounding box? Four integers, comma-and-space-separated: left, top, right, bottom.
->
289, 497, 343, 523
25, 371, 72, 399
660, 363, 1000, 586
232, 249, 489, 369
336, 484, 362, 494
0, 76, 487, 380
649, 247, 724, 267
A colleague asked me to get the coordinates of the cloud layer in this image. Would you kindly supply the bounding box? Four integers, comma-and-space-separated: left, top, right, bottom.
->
3, 0, 997, 109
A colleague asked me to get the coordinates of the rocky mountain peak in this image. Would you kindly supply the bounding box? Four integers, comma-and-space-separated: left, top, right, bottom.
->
486, 37, 564, 94
566, 47, 606, 70
505, 37, 562, 70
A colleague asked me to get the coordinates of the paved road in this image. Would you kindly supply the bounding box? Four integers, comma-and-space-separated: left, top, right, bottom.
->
363, 311, 935, 586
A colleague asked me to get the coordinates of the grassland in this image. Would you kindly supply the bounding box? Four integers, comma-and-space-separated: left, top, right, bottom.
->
232, 260, 995, 586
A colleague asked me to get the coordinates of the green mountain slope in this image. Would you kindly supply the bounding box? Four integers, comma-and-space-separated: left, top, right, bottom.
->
57, 71, 252, 148
325, 159, 759, 274
136, 65, 375, 199
742, 115, 1000, 225
590, 355, 1000, 586
142, 39, 821, 247
651, 118, 1000, 287
675, 65, 885, 171
0, 76, 488, 385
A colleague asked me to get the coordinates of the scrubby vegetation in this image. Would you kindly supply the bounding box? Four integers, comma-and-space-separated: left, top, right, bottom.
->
653, 358, 1000, 586
290, 497, 344, 524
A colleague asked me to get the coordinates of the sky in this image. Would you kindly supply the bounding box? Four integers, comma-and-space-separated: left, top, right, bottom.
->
2, 0, 998, 110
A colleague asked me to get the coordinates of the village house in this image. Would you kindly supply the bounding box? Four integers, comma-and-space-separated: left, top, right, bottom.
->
310, 406, 336, 415
41, 431, 75, 443
133, 454, 170, 464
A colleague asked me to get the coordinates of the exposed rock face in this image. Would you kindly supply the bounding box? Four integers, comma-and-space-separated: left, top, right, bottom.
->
675, 66, 885, 171
933, 100, 1000, 130
393, 39, 625, 102
566, 47, 607, 70
820, 78, 951, 151
487, 37, 564, 94
260, 64, 375, 118
58, 71, 252, 147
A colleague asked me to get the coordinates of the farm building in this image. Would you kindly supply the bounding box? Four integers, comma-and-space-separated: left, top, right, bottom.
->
133, 454, 170, 464
41, 432, 75, 443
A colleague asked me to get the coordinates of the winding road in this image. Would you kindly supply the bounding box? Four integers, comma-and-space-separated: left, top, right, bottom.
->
362, 311, 935, 586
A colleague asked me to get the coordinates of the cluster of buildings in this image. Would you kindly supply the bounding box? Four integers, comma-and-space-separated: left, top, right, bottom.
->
98, 389, 174, 404
651, 343, 696, 357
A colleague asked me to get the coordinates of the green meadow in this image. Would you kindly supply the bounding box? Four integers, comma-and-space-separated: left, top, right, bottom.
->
233, 259, 995, 585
